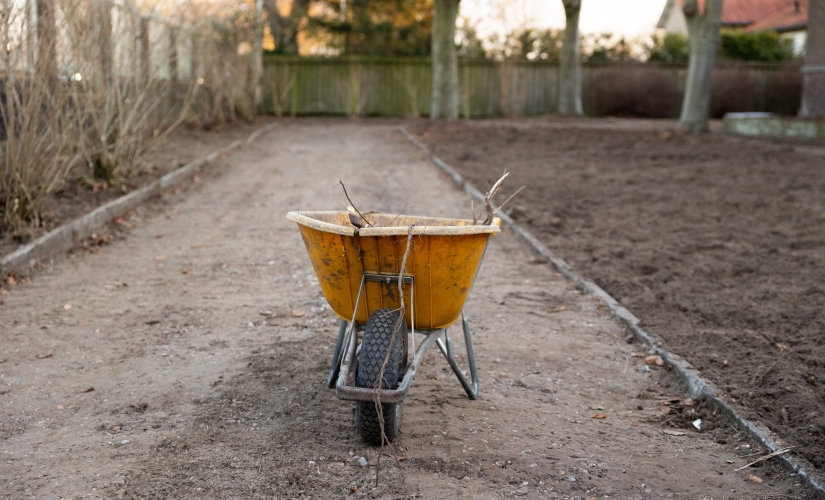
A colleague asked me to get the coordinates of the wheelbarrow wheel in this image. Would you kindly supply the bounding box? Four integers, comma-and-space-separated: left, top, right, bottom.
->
356, 309, 407, 446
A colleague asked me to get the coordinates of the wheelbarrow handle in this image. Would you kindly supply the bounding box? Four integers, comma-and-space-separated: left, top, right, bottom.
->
327, 319, 348, 388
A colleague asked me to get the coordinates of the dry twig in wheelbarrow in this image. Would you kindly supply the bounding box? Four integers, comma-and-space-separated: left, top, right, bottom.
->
372, 225, 414, 486
475, 170, 525, 225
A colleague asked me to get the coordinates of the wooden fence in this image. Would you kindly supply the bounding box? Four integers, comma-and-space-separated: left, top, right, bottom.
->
262, 56, 802, 118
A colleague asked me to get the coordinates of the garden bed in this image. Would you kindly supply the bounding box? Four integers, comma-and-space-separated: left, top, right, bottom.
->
0, 118, 275, 258
410, 119, 825, 474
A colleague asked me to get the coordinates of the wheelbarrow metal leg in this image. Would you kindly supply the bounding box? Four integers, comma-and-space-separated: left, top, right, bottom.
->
436, 311, 479, 400
327, 319, 348, 388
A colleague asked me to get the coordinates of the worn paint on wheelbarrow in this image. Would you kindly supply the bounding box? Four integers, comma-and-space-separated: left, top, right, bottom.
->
286, 211, 500, 330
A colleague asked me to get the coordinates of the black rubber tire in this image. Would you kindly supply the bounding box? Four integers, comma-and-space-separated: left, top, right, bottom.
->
356, 309, 407, 446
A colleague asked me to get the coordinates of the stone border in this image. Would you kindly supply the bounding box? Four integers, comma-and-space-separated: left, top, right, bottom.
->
724, 114, 825, 140
397, 124, 825, 499
1, 122, 279, 276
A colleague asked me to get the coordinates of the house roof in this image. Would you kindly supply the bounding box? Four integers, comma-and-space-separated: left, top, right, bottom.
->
670, 0, 798, 27
744, 0, 808, 32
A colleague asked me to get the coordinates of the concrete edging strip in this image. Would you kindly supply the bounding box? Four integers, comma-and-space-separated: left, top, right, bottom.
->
1, 122, 279, 276
397, 124, 825, 498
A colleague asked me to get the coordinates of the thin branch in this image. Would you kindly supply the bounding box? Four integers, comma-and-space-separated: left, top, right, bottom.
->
734, 447, 794, 471
482, 171, 509, 225
492, 185, 526, 217
372, 225, 413, 486
338, 180, 372, 227
384, 202, 410, 228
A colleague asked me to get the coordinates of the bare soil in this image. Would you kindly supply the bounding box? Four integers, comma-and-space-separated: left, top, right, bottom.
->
410, 117, 825, 480
0, 119, 816, 499
0, 118, 275, 257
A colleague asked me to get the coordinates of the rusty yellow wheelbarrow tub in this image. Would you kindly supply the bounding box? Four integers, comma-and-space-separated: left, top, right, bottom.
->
286, 210, 500, 330
287, 210, 499, 445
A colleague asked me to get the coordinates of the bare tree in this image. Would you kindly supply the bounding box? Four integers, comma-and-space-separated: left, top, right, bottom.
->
800, 0, 825, 117
431, 0, 460, 119
679, 0, 723, 131
558, 0, 582, 115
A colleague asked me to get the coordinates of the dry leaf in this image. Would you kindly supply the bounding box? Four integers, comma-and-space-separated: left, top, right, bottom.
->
684, 398, 694, 406
291, 309, 306, 317
645, 355, 664, 366
36, 353, 53, 359
0, 359, 6, 363
0, 287, 8, 295
113, 217, 135, 228
655, 357, 665, 366
5, 275, 17, 286
155, 256, 166, 261
349, 486, 358, 494
591, 413, 607, 419
83, 387, 94, 393
660, 406, 671, 413
0, 300, 4, 306
182, 269, 191, 275
95, 359, 105, 364
747, 475, 763, 484
57, 405, 64, 410
663, 430, 686, 436
63, 304, 72, 310
726, 460, 735, 464
630, 353, 645, 358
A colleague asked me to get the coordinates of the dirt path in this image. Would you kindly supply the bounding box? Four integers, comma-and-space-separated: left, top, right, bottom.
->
0, 119, 814, 499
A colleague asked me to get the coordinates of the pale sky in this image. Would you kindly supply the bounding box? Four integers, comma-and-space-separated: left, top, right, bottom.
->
461, 0, 669, 40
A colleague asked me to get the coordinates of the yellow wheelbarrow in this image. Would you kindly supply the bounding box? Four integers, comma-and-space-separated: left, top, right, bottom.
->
287, 210, 500, 445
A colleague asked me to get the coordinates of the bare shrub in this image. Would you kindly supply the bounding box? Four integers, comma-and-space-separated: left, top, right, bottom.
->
710, 65, 758, 118
710, 63, 801, 118
0, 0, 80, 232
0, 0, 255, 233
583, 64, 682, 118
264, 60, 297, 118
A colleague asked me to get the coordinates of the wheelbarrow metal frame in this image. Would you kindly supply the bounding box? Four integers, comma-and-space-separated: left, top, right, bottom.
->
330, 272, 480, 404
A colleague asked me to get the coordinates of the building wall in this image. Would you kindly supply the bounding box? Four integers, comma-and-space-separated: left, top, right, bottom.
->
780, 31, 807, 56
662, 7, 690, 36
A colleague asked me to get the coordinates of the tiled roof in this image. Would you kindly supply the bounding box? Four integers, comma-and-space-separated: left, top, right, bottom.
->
744, 0, 808, 32
675, 0, 796, 26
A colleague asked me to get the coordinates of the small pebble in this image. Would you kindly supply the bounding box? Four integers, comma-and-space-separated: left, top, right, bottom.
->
358, 457, 367, 467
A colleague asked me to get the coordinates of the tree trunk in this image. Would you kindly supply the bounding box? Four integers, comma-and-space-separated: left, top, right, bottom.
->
35, 0, 56, 80
679, 0, 722, 131
98, 0, 113, 88
139, 16, 150, 81
430, 0, 459, 119
558, 0, 582, 115
800, 0, 825, 117
253, 0, 264, 111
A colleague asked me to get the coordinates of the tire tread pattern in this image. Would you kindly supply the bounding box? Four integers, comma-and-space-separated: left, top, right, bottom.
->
356, 309, 406, 446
